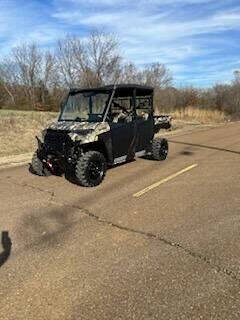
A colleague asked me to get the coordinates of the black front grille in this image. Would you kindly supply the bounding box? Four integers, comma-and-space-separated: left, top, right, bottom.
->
44, 130, 69, 153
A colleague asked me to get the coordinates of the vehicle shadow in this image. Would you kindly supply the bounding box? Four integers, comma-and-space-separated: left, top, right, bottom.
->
179, 149, 194, 156
168, 140, 240, 155
140, 147, 194, 160
0, 231, 12, 268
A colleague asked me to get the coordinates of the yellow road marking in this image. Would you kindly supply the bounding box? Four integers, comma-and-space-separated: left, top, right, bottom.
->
133, 163, 198, 198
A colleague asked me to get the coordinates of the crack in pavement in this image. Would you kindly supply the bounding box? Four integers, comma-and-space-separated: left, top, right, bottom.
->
2, 177, 240, 285
0, 178, 55, 202
21, 183, 55, 201
50, 199, 240, 286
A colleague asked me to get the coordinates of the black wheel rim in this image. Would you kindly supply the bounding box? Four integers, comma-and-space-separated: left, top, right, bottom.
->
88, 160, 104, 181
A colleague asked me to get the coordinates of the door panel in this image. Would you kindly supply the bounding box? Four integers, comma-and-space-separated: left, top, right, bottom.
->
110, 122, 135, 159
136, 117, 154, 151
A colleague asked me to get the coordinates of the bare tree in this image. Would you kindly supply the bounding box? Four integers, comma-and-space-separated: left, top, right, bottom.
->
11, 43, 42, 108
56, 35, 80, 87
56, 31, 122, 88
38, 51, 59, 106
141, 63, 172, 88
231, 71, 240, 114
0, 59, 18, 105
233, 70, 240, 85
0, 31, 174, 112
120, 62, 142, 84
86, 31, 121, 86
120, 62, 172, 89
0, 43, 60, 110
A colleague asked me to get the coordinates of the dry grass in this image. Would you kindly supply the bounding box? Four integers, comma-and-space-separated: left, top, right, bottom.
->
169, 106, 227, 124
0, 110, 57, 157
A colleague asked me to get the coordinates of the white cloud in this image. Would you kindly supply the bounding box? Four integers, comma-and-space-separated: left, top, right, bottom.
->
52, 5, 240, 65
52, 5, 240, 46
58, 9, 240, 38
1, 0, 240, 86
68, 0, 216, 5
0, 1, 64, 53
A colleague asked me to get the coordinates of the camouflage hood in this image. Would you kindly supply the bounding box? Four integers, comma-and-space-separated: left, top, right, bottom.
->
47, 120, 110, 143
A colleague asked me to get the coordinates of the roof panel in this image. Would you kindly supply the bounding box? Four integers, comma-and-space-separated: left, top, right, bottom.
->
70, 84, 154, 96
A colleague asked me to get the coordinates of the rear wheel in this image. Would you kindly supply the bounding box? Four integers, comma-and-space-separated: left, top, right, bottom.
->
75, 151, 107, 187
31, 151, 52, 176
152, 138, 168, 161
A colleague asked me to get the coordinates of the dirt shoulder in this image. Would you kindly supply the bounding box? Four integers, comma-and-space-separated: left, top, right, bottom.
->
0, 153, 33, 169
0, 110, 57, 158
160, 119, 224, 137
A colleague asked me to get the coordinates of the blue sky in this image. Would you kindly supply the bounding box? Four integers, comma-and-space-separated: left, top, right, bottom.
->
0, 0, 240, 87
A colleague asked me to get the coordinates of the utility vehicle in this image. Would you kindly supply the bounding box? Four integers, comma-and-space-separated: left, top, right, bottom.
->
31, 84, 171, 187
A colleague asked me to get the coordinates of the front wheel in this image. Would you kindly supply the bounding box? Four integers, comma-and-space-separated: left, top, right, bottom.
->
75, 151, 107, 187
31, 151, 52, 176
152, 138, 169, 161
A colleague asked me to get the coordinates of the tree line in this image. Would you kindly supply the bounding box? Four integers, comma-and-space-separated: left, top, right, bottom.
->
0, 31, 239, 117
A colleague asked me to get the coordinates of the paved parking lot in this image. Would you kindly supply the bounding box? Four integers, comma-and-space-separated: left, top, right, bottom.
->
0, 122, 240, 319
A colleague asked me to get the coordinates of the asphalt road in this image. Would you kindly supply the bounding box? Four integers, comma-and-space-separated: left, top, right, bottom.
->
0, 122, 239, 320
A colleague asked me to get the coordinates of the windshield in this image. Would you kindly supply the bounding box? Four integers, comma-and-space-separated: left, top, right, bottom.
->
60, 91, 109, 122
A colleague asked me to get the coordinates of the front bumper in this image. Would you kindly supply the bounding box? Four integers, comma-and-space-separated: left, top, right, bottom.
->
36, 132, 79, 172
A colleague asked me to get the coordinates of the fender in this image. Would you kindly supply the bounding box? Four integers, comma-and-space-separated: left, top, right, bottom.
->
80, 131, 114, 165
